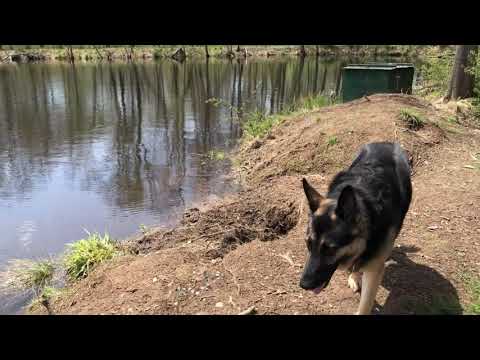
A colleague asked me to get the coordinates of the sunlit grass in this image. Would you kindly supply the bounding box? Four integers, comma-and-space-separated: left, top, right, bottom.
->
63, 231, 119, 281
399, 108, 426, 130
327, 136, 339, 147
242, 94, 333, 139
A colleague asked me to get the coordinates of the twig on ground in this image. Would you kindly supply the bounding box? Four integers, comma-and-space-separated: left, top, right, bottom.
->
238, 306, 256, 315
223, 265, 241, 295
277, 252, 295, 267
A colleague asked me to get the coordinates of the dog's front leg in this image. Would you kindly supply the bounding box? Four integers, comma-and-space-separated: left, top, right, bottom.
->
355, 263, 385, 315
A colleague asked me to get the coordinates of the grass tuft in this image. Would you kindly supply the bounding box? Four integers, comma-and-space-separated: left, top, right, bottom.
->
399, 108, 426, 130
242, 94, 333, 139
327, 136, 339, 147
63, 231, 119, 281
464, 275, 480, 314
0, 258, 56, 295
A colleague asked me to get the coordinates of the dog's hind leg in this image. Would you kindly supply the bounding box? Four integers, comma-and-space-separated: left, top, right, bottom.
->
348, 272, 362, 293
355, 262, 385, 315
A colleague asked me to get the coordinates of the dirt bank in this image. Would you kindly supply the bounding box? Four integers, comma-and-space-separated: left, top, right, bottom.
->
33, 94, 480, 315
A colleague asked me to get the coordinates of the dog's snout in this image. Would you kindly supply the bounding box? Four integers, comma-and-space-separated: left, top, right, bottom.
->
299, 277, 314, 290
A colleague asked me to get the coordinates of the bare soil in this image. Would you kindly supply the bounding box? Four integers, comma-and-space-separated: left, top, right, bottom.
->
34, 94, 480, 315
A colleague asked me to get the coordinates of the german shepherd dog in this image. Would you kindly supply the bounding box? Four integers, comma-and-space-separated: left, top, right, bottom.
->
300, 142, 412, 315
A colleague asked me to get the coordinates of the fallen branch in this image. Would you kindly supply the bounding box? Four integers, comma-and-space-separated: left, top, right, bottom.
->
277, 252, 295, 267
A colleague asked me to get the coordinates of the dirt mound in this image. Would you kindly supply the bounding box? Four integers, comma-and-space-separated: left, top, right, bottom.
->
236, 94, 445, 184
128, 178, 300, 259
33, 94, 480, 315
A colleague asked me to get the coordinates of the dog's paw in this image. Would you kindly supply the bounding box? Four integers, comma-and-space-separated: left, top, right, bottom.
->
348, 273, 362, 293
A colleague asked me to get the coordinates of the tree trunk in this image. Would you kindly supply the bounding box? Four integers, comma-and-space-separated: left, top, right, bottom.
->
299, 45, 307, 57
316, 45, 320, 57
445, 45, 478, 100
225, 45, 234, 59
68, 46, 75, 64
205, 45, 210, 58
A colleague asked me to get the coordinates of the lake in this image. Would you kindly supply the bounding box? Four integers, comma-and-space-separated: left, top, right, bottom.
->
0, 56, 416, 313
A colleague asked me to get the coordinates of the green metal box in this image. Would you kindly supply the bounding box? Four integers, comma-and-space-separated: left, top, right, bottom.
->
341, 63, 414, 102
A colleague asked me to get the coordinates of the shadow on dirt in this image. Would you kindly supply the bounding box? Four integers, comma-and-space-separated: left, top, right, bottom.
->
378, 245, 463, 315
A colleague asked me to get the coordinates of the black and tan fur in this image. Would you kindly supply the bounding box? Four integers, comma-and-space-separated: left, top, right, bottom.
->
300, 142, 412, 315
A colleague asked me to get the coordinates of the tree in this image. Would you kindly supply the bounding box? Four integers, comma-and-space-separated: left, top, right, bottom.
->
67, 46, 74, 64
205, 45, 210, 58
445, 45, 478, 100
225, 45, 234, 58
299, 45, 307, 57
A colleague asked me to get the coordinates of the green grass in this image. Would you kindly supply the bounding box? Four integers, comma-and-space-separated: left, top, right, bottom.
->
243, 111, 283, 138
301, 95, 331, 111
1, 258, 56, 296
23, 260, 55, 291
28, 286, 61, 312
446, 116, 459, 124
327, 136, 339, 147
399, 108, 426, 130
464, 275, 480, 314
242, 94, 332, 139
63, 231, 119, 281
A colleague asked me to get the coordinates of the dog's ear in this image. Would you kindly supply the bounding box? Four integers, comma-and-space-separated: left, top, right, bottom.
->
336, 185, 357, 223
302, 178, 324, 213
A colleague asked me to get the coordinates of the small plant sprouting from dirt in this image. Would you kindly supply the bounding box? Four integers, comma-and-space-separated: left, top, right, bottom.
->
28, 286, 61, 313
446, 116, 459, 124
399, 108, 426, 130
64, 231, 119, 281
327, 136, 339, 147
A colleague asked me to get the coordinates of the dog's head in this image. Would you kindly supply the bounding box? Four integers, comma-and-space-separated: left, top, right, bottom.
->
299, 178, 366, 294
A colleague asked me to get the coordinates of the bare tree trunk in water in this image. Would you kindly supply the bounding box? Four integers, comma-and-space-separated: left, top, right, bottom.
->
445, 45, 478, 101
94, 47, 104, 61
237, 60, 243, 118
226, 45, 234, 59
316, 45, 320, 57
236, 45, 241, 52
68, 46, 74, 64
130, 46, 135, 61
299, 45, 307, 57
205, 45, 210, 58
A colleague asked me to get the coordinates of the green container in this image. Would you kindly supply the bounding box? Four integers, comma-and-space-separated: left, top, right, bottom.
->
341, 63, 414, 102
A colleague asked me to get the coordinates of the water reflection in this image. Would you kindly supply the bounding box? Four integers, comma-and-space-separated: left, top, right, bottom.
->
0, 57, 356, 269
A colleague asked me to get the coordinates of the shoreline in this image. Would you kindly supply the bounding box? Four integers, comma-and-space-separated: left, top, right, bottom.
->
0, 45, 426, 64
